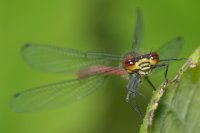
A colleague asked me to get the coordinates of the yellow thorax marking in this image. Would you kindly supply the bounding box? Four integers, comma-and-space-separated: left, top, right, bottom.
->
135, 58, 150, 69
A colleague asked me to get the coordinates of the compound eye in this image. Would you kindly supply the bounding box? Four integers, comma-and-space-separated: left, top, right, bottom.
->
149, 52, 159, 64
150, 52, 159, 60
124, 59, 135, 66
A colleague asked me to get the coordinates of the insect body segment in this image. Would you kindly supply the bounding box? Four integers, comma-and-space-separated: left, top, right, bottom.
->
123, 52, 159, 76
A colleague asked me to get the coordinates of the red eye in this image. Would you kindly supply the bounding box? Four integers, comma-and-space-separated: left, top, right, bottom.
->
124, 58, 135, 66
123, 55, 137, 73
150, 52, 159, 60
149, 52, 159, 64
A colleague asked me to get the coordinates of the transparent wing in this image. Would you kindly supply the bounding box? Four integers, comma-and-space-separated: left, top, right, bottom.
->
132, 9, 142, 51
156, 37, 183, 59
126, 73, 144, 117
22, 44, 122, 73
10, 74, 106, 112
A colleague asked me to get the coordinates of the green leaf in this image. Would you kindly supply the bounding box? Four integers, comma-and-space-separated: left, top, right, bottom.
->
140, 47, 200, 133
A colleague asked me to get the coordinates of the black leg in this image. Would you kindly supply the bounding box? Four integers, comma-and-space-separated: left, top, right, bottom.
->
164, 64, 169, 81
157, 57, 186, 80
145, 76, 156, 91
153, 63, 169, 81
159, 58, 187, 62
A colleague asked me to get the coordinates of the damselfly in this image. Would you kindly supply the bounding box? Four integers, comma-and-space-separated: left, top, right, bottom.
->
10, 10, 185, 117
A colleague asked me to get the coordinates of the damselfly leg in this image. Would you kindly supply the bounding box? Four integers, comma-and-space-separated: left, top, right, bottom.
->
145, 77, 156, 91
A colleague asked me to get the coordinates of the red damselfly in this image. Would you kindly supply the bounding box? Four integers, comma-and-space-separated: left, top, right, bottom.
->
10, 10, 185, 117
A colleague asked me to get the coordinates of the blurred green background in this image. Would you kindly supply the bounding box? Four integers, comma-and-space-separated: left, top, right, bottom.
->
0, 0, 199, 133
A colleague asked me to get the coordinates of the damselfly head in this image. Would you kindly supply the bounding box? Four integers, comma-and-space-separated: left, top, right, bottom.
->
148, 52, 159, 65
122, 52, 160, 74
